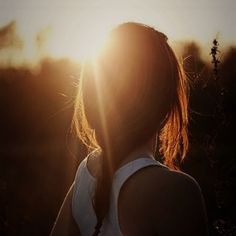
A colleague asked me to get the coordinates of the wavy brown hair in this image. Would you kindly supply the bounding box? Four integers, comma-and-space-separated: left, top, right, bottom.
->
72, 22, 188, 235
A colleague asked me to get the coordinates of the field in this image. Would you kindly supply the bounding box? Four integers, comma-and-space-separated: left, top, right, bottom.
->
0, 43, 236, 235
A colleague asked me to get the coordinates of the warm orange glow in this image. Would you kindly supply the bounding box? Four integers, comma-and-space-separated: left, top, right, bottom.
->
0, 18, 117, 67
46, 23, 111, 62
0, 0, 235, 66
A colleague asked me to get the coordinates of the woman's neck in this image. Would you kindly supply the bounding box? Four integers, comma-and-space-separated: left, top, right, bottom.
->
87, 137, 156, 178
117, 138, 155, 168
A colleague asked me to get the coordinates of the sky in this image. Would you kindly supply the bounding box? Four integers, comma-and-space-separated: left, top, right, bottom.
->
0, 0, 235, 63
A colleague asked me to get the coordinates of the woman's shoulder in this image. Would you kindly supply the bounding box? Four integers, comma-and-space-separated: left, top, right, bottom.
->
121, 163, 200, 193
119, 165, 208, 235
149, 166, 201, 193
121, 164, 202, 203
148, 167, 204, 207
119, 165, 197, 208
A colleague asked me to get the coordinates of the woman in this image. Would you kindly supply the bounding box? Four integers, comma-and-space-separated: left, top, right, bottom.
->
51, 22, 208, 236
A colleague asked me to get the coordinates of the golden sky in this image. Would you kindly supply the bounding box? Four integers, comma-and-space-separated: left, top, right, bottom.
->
0, 0, 235, 63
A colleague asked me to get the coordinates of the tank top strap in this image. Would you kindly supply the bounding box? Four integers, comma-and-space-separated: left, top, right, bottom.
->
106, 156, 167, 235
113, 156, 166, 192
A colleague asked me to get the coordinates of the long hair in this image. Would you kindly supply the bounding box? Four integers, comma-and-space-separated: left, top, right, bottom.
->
72, 22, 188, 235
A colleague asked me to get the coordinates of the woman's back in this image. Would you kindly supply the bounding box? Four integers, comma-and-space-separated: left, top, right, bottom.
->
72, 151, 208, 236
51, 22, 208, 236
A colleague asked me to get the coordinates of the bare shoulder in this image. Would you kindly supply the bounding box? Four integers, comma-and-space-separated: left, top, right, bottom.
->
119, 165, 208, 236
149, 166, 202, 196
120, 165, 202, 198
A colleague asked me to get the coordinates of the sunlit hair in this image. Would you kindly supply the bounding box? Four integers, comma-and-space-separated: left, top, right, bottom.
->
72, 22, 188, 235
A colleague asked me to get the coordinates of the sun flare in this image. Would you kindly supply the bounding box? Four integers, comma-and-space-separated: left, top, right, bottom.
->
31, 20, 113, 63
48, 23, 111, 62
0, 0, 235, 67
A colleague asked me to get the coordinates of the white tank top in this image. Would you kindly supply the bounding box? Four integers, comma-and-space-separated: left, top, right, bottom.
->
72, 151, 167, 236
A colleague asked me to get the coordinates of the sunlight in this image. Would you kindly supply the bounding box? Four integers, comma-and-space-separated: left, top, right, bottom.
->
91, 59, 114, 172
47, 22, 111, 62
75, 27, 110, 61
1, 0, 235, 66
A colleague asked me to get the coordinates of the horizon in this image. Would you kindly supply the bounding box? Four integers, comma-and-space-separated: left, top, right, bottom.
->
0, 0, 235, 65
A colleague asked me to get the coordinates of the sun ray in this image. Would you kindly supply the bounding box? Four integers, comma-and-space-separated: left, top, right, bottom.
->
91, 58, 113, 170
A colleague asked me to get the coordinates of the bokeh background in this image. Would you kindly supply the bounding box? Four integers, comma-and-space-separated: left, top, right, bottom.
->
0, 1, 236, 235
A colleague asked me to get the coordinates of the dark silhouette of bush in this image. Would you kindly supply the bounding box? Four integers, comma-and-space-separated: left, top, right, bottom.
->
0, 44, 236, 235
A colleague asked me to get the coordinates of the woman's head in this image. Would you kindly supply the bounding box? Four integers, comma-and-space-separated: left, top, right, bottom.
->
73, 22, 189, 235
74, 22, 188, 168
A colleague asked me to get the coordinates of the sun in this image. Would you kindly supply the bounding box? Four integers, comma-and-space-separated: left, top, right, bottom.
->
44, 21, 112, 63
75, 27, 110, 61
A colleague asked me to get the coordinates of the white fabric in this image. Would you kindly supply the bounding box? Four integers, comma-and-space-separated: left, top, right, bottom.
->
72, 152, 166, 236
